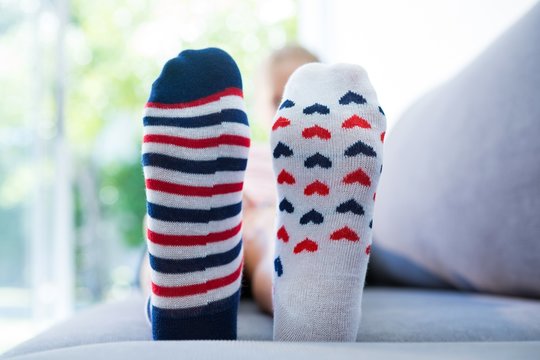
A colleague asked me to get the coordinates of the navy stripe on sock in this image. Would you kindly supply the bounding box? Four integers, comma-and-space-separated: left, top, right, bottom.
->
149, 240, 242, 274
152, 290, 240, 319
147, 202, 207, 223
142, 153, 247, 174
151, 290, 240, 340
215, 157, 248, 172
143, 109, 248, 128
142, 153, 214, 174
211, 202, 242, 221
147, 202, 241, 222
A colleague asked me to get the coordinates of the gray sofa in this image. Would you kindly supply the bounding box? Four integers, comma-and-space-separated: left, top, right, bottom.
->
4, 3, 540, 359
3, 289, 540, 359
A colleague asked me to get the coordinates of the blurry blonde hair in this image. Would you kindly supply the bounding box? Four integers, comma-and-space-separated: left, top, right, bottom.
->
255, 45, 319, 130
267, 44, 319, 67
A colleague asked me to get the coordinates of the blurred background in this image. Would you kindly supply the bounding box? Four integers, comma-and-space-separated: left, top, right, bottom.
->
0, 0, 537, 352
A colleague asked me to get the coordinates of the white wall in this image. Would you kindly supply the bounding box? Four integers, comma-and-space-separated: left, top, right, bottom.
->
298, 0, 538, 129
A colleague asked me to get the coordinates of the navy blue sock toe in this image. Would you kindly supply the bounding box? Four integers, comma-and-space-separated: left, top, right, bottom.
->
149, 47, 243, 104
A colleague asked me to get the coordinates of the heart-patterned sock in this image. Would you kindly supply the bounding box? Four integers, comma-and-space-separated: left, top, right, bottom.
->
270, 63, 386, 341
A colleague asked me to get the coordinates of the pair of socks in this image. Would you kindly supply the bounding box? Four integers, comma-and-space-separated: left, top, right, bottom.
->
142, 48, 386, 341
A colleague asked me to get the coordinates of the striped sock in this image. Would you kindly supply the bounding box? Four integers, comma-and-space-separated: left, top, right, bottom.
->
142, 48, 250, 340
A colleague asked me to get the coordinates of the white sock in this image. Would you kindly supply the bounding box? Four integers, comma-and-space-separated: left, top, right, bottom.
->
270, 63, 386, 341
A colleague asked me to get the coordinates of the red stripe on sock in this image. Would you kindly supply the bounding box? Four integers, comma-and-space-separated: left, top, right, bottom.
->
151, 261, 243, 297
146, 87, 243, 109
143, 134, 250, 148
218, 134, 250, 147
147, 222, 242, 246
213, 183, 244, 195
146, 179, 212, 197
146, 179, 243, 197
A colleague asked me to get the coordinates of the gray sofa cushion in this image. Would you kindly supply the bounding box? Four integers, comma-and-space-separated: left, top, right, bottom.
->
4, 288, 540, 358
4, 341, 540, 360
372, 3, 540, 297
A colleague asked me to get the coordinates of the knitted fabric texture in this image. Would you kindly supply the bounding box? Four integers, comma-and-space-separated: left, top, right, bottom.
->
271, 63, 386, 341
142, 48, 250, 340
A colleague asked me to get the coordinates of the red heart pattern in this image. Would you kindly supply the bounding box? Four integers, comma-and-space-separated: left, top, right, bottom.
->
330, 227, 360, 242
277, 169, 296, 185
293, 239, 319, 254
342, 115, 371, 129
277, 225, 289, 243
302, 125, 332, 140
304, 180, 330, 196
343, 168, 371, 187
272, 117, 291, 131
273, 97, 383, 262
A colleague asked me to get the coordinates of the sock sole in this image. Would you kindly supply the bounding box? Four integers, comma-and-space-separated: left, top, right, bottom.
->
270, 63, 386, 341
143, 48, 249, 340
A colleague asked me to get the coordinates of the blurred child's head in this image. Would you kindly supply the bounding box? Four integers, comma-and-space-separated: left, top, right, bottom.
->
257, 45, 319, 127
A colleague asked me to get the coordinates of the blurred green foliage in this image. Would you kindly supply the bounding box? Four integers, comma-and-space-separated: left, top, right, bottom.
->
0, 0, 298, 294
0, 5, 298, 300
66, 0, 298, 247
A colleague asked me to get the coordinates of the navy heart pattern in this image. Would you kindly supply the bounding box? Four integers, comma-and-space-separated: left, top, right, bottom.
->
273, 142, 294, 158
336, 199, 365, 216
279, 99, 295, 110
303, 103, 330, 115
304, 153, 332, 169
274, 256, 283, 277
272, 88, 384, 267
270, 69, 387, 341
279, 198, 294, 213
339, 91, 366, 105
344, 140, 377, 157
299, 209, 324, 225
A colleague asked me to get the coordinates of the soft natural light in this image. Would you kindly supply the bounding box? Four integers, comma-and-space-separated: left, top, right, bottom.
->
1, 0, 538, 355
299, 0, 538, 129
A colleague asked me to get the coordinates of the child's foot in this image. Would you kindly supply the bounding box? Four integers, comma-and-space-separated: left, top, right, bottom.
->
142, 48, 250, 340
271, 63, 386, 341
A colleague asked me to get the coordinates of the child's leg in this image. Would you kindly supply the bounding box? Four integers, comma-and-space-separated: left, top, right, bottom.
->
242, 203, 275, 314
252, 245, 275, 315
142, 48, 250, 340
270, 63, 386, 341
